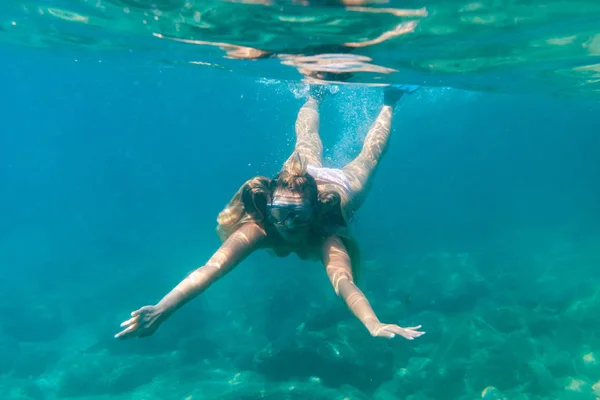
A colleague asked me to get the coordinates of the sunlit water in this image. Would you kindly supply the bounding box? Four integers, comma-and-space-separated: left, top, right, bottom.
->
2, 0, 600, 97
2, 2, 600, 400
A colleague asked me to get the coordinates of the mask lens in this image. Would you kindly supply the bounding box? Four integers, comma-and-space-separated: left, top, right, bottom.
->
268, 207, 290, 223
289, 209, 312, 225
269, 204, 312, 226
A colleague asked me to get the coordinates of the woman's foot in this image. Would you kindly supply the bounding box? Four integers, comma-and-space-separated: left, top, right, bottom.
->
384, 84, 420, 106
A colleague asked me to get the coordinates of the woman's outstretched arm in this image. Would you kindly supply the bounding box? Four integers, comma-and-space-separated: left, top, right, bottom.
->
115, 222, 267, 339
321, 235, 425, 339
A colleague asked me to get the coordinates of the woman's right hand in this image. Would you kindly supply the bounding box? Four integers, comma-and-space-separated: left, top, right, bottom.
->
114, 305, 165, 339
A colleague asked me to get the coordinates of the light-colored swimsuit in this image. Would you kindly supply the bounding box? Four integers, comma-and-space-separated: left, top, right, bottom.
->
306, 164, 354, 198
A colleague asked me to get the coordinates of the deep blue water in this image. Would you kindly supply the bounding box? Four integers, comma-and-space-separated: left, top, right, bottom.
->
1, 48, 600, 400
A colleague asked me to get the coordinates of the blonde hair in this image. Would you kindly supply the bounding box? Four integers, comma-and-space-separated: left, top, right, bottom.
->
273, 152, 319, 203
216, 176, 271, 241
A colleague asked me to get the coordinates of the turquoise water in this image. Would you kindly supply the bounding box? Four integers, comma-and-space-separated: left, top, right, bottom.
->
1, 1, 600, 400
2, 0, 600, 97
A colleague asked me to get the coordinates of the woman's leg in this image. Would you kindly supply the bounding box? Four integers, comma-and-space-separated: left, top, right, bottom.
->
341, 88, 405, 212
285, 95, 323, 168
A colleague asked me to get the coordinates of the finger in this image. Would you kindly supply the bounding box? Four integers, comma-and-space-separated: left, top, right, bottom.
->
380, 329, 396, 339
387, 326, 411, 339
114, 330, 127, 339
402, 327, 426, 338
401, 327, 425, 336
131, 309, 142, 317
114, 325, 136, 339
390, 324, 424, 334
375, 327, 398, 339
114, 323, 138, 339
120, 316, 138, 328
388, 325, 424, 339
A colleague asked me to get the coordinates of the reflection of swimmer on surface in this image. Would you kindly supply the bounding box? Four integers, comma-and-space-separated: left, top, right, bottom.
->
154, 13, 420, 83
115, 84, 424, 341
226, 0, 427, 13
152, 4, 425, 61
154, 17, 418, 59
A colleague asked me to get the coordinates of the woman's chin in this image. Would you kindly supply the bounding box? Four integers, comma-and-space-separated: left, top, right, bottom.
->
278, 228, 306, 242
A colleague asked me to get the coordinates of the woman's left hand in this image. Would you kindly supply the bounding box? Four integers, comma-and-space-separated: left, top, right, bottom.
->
369, 322, 425, 340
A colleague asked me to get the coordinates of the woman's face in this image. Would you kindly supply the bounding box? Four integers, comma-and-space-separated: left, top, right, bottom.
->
268, 188, 315, 243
